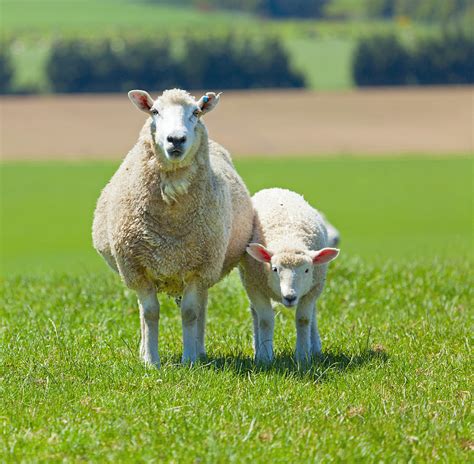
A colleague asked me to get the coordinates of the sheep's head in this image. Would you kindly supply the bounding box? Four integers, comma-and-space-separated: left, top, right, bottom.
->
246, 244, 339, 307
128, 88, 221, 166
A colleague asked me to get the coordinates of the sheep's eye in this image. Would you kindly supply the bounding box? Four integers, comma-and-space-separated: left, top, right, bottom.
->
272, 267, 278, 272
151, 108, 159, 116
305, 268, 309, 273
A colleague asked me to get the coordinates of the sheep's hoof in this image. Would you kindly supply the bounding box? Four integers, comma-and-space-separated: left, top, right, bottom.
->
142, 356, 161, 369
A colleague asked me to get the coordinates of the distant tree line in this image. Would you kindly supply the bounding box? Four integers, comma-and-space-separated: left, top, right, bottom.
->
365, 0, 472, 21
353, 30, 474, 86
44, 35, 304, 93
148, 0, 472, 21
146, 0, 329, 18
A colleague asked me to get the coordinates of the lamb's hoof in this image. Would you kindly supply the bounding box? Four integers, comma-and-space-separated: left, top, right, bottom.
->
255, 355, 273, 366
295, 352, 312, 367
142, 356, 161, 369
181, 354, 197, 366
197, 352, 208, 362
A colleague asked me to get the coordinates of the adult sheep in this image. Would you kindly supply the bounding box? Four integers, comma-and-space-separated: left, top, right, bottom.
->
92, 89, 253, 367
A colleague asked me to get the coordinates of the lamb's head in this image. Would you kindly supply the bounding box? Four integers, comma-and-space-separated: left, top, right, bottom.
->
129, 88, 221, 166
246, 244, 339, 308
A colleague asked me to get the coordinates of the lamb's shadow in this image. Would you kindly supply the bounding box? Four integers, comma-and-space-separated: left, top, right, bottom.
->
196, 349, 388, 383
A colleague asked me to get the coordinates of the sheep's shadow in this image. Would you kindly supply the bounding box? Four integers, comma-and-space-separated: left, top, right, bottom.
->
171, 349, 388, 383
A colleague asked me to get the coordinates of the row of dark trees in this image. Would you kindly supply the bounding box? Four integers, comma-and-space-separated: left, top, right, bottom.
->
365, 0, 471, 21
353, 31, 473, 86
148, 0, 329, 18
0, 35, 305, 94
150, 0, 472, 21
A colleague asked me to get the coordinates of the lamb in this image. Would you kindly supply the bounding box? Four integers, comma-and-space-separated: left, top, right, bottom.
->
92, 88, 253, 367
239, 188, 340, 363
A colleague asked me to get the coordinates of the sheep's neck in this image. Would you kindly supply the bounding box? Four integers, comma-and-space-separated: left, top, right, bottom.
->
157, 144, 211, 206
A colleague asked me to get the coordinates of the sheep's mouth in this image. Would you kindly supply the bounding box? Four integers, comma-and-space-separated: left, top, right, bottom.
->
167, 149, 184, 159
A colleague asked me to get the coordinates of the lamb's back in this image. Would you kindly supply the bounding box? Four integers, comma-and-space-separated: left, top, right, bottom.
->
252, 188, 327, 251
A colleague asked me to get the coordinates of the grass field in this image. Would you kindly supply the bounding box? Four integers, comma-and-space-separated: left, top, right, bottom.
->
1, 156, 472, 461
2, 0, 439, 92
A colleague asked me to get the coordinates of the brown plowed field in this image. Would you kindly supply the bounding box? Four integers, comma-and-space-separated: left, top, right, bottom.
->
1, 87, 472, 159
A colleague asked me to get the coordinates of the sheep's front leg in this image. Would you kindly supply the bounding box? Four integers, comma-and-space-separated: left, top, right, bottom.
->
248, 292, 274, 364
181, 282, 208, 364
250, 306, 259, 355
310, 304, 322, 356
295, 296, 316, 363
137, 289, 160, 367
196, 295, 208, 360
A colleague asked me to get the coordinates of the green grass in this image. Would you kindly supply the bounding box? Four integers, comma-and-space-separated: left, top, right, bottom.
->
1, 261, 472, 461
1, 157, 472, 275
1, 156, 472, 461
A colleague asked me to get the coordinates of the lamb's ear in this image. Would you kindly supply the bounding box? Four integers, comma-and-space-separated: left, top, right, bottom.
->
128, 90, 154, 114
310, 248, 340, 265
246, 243, 273, 263
197, 92, 222, 115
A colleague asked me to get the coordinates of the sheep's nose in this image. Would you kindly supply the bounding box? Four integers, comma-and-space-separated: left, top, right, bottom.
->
283, 295, 297, 307
167, 135, 186, 147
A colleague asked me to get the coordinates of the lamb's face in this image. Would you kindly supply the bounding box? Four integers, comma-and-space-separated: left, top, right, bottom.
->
246, 243, 340, 308
128, 89, 222, 166
269, 253, 314, 308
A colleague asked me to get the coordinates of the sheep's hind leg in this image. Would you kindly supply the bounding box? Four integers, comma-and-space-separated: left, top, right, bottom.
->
181, 282, 208, 364
137, 289, 160, 367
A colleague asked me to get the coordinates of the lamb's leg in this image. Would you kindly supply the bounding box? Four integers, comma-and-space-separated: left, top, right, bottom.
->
196, 296, 208, 360
250, 306, 259, 356
310, 304, 322, 356
248, 292, 274, 364
295, 296, 315, 363
137, 289, 160, 367
181, 282, 207, 364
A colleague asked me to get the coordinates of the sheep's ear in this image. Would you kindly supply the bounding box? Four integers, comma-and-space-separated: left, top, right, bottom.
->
310, 248, 340, 265
197, 92, 222, 115
246, 243, 273, 263
128, 90, 154, 114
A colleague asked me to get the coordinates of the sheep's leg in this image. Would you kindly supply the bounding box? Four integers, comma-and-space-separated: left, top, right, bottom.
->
295, 296, 315, 363
196, 297, 208, 359
137, 289, 160, 367
181, 282, 207, 364
248, 293, 274, 364
310, 304, 322, 356
250, 306, 259, 356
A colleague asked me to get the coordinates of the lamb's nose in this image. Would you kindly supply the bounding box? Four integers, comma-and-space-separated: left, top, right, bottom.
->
283, 295, 297, 307
167, 135, 187, 147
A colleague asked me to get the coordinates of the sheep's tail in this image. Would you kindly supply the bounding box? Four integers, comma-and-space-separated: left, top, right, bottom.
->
320, 212, 341, 247
326, 221, 340, 247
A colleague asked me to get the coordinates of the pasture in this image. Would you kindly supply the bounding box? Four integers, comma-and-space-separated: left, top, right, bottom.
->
1, 156, 472, 461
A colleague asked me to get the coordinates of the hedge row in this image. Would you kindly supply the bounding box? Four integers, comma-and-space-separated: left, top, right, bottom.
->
353, 31, 474, 86
0, 46, 14, 94
46, 35, 305, 93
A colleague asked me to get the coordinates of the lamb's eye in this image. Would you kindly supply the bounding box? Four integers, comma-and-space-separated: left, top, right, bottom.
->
305, 268, 309, 273
151, 108, 159, 116
272, 266, 278, 272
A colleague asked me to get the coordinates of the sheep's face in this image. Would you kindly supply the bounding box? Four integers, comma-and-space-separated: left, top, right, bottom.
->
246, 244, 339, 308
128, 89, 222, 165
